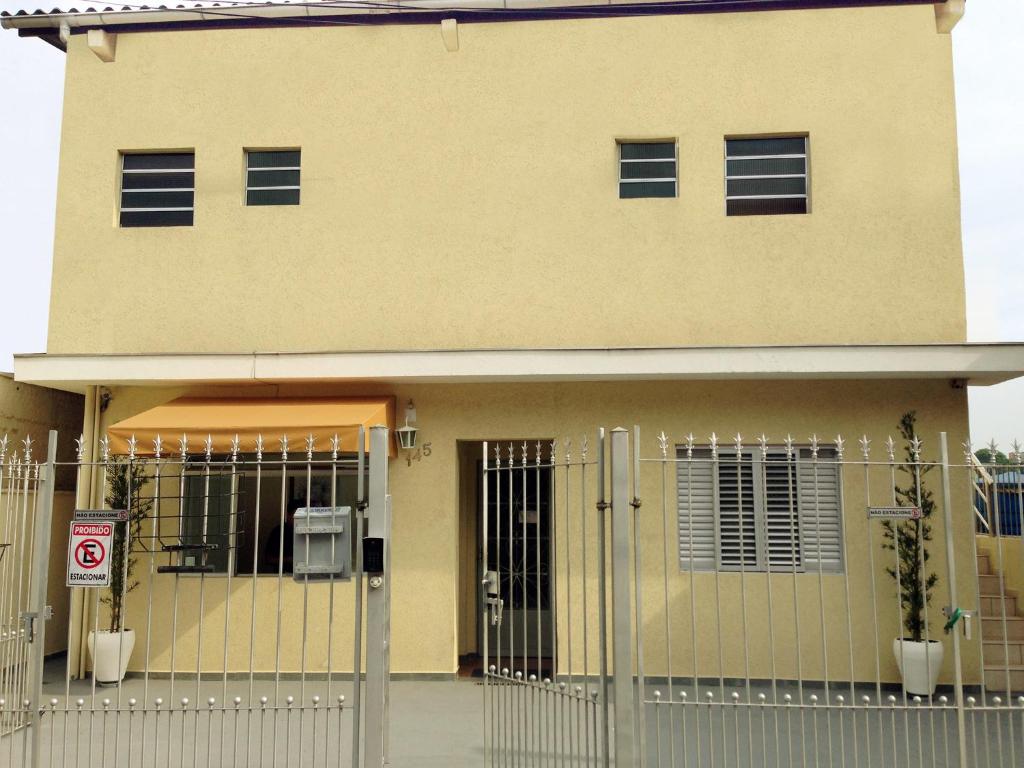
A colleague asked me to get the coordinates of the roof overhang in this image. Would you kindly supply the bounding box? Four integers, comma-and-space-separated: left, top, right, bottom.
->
0, 0, 945, 43
13, 343, 1024, 393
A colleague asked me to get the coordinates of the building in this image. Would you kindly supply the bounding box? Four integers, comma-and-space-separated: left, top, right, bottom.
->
4, 0, 1024, 692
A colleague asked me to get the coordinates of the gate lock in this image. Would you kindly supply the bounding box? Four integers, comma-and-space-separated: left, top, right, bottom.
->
21, 606, 53, 644
483, 570, 503, 627
943, 606, 975, 641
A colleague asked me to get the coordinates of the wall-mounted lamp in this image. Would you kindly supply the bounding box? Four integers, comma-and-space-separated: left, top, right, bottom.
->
395, 399, 419, 452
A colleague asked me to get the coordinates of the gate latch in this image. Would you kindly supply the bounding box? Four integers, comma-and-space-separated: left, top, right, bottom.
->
21, 606, 53, 643
483, 570, 503, 626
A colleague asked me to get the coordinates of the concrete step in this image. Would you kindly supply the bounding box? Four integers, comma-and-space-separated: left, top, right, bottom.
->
979, 573, 1012, 596
984, 641, 1024, 666
980, 594, 1020, 617
977, 552, 992, 575
983, 665, 1024, 694
982, 616, 1024, 641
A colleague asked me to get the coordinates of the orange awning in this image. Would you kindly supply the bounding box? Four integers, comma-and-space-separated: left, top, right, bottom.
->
107, 396, 395, 457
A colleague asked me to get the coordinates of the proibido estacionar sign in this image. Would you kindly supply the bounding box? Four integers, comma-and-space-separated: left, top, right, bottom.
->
67, 522, 114, 587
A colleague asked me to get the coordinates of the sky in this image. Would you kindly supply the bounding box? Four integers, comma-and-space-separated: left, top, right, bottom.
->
0, 0, 1021, 446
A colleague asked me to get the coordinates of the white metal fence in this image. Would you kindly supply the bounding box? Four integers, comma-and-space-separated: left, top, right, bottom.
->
0, 426, 392, 768
483, 427, 1024, 768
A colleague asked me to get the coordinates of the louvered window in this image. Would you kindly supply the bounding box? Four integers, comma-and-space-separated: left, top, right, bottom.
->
120, 152, 194, 227
725, 136, 808, 216
619, 142, 677, 199
246, 150, 301, 206
677, 447, 842, 572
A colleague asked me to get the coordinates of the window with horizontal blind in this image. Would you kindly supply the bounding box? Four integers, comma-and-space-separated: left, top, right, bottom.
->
677, 447, 842, 572
246, 150, 301, 206
618, 141, 677, 199
119, 152, 194, 227
725, 136, 808, 216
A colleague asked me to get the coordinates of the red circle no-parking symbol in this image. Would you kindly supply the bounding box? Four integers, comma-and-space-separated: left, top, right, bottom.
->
74, 538, 106, 570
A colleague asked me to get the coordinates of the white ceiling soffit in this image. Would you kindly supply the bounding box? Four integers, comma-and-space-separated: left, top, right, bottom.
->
12, 344, 1024, 392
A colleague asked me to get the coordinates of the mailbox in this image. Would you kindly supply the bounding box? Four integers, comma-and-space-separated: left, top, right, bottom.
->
293, 506, 351, 581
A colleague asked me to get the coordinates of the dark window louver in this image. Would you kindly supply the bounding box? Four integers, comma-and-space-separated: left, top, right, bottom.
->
246, 150, 301, 206
619, 141, 677, 199
119, 152, 195, 227
725, 136, 808, 216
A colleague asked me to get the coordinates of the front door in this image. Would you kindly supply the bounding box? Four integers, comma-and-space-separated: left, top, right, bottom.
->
481, 455, 553, 676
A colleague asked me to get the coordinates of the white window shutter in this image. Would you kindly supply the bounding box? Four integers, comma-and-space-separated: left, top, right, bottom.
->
676, 449, 715, 571
796, 450, 843, 572
762, 454, 802, 570
716, 455, 758, 570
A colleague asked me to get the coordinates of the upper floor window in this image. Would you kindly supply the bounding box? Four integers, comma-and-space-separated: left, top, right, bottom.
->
246, 150, 301, 206
677, 446, 842, 573
120, 152, 194, 227
725, 136, 808, 216
618, 141, 677, 199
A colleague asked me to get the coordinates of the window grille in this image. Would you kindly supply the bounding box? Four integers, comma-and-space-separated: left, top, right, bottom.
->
246, 150, 301, 206
725, 136, 808, 215
618, 141, 677, 198
677, 447, 842, 572
119, 152, 194, 227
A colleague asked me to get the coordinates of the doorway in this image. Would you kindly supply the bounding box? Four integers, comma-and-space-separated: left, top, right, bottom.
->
457, 441, 554, 678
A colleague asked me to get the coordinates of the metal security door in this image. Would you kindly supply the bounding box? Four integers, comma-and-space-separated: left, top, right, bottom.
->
483, 459, 554, 666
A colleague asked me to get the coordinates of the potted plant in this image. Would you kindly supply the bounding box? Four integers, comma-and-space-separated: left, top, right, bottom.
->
87, 459, 150, 685
882, 411, 943, 695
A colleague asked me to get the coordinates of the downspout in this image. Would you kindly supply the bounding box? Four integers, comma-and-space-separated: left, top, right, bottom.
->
71, 385, 100, 678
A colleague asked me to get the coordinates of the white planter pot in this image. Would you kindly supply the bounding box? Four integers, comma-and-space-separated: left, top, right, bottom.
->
87, 629, 135, 686
893, 638, 944, 696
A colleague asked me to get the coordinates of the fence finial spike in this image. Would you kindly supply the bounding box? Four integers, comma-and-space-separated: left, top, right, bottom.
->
230, 434, 240, 462
127, 434, 137, 461
733, 433, 743, 456
100, 435, 111, 463
22, 434, 32, 462
1011, 440, 1022, 462
962, 440, 973, 462
885, 436, 895, 462
809, 434, 819, 458
709, 432, 718, 458
522, 440, 528, 467
657, 432, 668, 459
255, 434, 264, 462
757, 433, 769, 458
580, 435, 588, 462
835, 435, 845, 460
784, 434, 794, 457
910, 435, 922, 462
306, 433, 315, 460
859, 435, 871, 460
280, 435, 289, 461
494, 443, 501, 467
550, 440, 557, 466
75, 433, 85, 463
565, 437, 572, 465
153, 434, 163, 459
330, 434, 340, 460
178, 434, 189, 461
537, 440, 544, 465
685, 432, 694, 459
204, 434, 213, 462
988, 439, 999, 457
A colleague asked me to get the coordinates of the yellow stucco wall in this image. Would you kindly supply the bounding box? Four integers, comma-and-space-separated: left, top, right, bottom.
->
64, 378, 979, 684
48, 3, 965, 355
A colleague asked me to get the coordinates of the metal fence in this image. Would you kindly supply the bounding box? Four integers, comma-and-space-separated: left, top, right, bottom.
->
0, 426, 392, 768
483, 427, 1024, 768
0, 436, 40, 744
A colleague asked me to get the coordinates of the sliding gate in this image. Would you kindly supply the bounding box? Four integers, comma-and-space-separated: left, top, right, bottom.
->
1, 426, 391, 768
483, 426, 1024, 768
